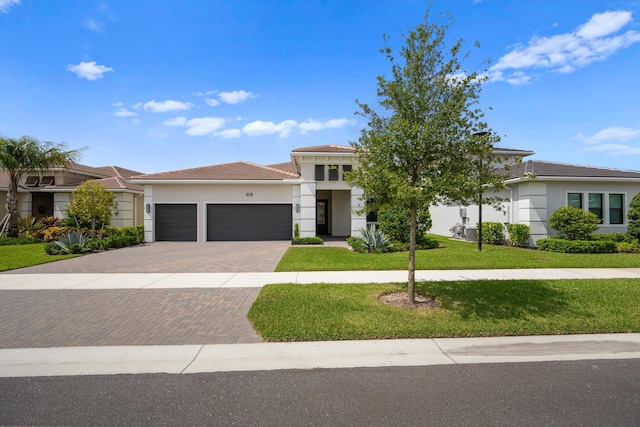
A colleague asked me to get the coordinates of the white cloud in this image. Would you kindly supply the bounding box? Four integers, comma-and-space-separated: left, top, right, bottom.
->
219, 90, 255, 104
84, 18, 103, 32
66, 61, 113, 80
584, 143, 640, 155
0, 0, 20, 13
113, 108, 137, 118
299, 118, 353, 134
185, 117, 226, 136
163, 116, 187, 127
576, 126, 640, 143
576, 10, 632, 39
205, 98, 221, 107
143, 99, 192, 113
490, 10, 640, 85
243, 120, 297, 137
112, 102, 123, 107
217, 129, 243, 139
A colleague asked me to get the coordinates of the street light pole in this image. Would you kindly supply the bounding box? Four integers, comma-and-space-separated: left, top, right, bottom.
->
473, 132, 489, 252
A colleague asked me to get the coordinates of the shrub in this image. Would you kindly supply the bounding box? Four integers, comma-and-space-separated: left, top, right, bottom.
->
55, 230, 90, 254
506, 223, 531, 247
36, 216, 62, 229
627, 193, 640, 243
292, 237, 324, 245
377, 205, 431, 243
478, 222, 505, 245
617, 241, 640, 253
293, 223, 300, 239
33, 226, 69, 242
44, 242, 60, 255
0, 237, 42, 245
347, 237, 367, 253
359, 224, 390, 252
549, 206, 600, 240
536, 238, 617, 254
591, 233, 627, 243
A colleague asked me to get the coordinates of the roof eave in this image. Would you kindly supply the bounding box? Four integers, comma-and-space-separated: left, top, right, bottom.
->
505, 176, 640, 184
129, 179, 301, 185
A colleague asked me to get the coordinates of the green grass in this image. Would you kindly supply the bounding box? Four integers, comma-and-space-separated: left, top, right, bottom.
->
275, 235, 640, 271
0, 243, 79, 272
248, 279, 640, 341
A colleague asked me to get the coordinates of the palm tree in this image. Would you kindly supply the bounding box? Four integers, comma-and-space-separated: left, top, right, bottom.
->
0, 136, 83, 238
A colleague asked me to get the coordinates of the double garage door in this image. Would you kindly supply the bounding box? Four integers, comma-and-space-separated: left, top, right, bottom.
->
155, 204, 292, 241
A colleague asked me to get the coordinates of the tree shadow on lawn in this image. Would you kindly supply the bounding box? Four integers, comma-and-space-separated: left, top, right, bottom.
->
418, 280, 576, 321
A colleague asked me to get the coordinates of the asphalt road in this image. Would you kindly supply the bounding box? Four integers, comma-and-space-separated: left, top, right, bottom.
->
2, 360, 639, 426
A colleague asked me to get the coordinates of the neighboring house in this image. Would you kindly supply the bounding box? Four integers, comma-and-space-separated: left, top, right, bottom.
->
130, 145, 365, 242
430, 159, 640, 245
0, 164, 145, 228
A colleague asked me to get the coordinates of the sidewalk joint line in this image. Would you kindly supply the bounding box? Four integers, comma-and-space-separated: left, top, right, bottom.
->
181, 344, 205, 374
219, 274, 236, 288
432, 339, 458, 365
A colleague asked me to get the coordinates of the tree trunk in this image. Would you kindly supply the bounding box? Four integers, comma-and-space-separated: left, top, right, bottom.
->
6, 177, 20, 238
407, 206, 417, 303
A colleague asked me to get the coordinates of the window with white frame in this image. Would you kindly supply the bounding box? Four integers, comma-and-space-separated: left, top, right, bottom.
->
566, 192, 626, 225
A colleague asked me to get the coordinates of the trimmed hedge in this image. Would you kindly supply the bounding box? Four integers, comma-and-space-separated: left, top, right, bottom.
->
537, 238, 618, 254
292, 237, 324, 245
506, 223, 531, 247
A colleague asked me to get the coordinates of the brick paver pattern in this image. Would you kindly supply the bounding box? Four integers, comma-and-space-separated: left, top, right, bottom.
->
0, 288, 262, 348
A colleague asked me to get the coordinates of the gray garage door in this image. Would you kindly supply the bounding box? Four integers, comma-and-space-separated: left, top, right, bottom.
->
207, 204, 292, 241
155, 204, 197, 241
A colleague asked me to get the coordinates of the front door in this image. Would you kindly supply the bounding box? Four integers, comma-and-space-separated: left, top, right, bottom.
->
316, 199, 328, 235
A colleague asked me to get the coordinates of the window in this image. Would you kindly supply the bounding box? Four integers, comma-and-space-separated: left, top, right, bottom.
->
328, 165, 339, 181
588, 193, 603, 223
567, 193, 582, 209
342, 164, 352, 180
609, 194, 624, 225
315, 165, 324, 180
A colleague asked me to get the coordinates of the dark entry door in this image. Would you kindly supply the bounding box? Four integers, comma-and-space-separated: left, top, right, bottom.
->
316, 199, 328, 235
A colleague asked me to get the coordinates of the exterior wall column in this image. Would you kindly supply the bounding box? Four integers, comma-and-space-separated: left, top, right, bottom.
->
350, 187, 366, 237
292, 185, 301, 237
517, 181, 548, 245
53, 192, 72, 219
143, 185, 154, 243
299, 181, 316, 237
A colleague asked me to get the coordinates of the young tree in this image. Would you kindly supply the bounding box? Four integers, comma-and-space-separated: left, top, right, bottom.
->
346, 9, 507, 302
0, 136, 83, 238
67, 180, 118, 238
627, 193, 640, 243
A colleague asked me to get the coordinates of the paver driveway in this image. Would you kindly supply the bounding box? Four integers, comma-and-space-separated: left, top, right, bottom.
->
5, 241, 292, 273
1, 241, 292, 347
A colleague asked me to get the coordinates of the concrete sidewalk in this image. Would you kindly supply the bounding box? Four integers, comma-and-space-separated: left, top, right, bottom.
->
2, 267, 640, 289
2, 334, 639, 377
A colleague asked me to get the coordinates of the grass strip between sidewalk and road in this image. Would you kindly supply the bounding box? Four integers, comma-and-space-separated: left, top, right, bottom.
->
0, 243, 80, 272
248, 279, 640, 341
275, 236, 640, 271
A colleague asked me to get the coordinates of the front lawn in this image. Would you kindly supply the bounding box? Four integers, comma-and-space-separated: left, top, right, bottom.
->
248, 279, 640, 341
275, 235, 640, 271
0, 243, 80, 272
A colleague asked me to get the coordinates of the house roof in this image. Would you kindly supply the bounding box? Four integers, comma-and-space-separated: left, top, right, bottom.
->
267, 161, 299, 176
291, 144, 355, 153
130, 161, 300, 181
500, 160, 640, 180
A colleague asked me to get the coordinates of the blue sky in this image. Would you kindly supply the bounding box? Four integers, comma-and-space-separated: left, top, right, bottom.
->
1, 0, 639, 174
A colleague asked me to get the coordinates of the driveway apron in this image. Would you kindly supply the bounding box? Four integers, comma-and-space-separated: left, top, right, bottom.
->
6, 241, 292, 273
1, 241, 292, 347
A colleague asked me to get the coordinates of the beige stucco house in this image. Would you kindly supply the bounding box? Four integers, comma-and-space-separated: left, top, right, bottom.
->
131, 144, 639, 245
0, 164, 144, 228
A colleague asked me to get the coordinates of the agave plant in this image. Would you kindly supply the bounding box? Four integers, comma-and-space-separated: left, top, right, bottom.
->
359, 224, 390, 252
55, 230, 90, 254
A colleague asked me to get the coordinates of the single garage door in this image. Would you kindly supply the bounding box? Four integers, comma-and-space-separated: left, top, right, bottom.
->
207, 204, 292, 241
155, 204, 197, 241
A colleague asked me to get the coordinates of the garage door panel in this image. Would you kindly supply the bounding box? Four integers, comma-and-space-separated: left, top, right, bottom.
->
156, 204, 197, 241
207, 204, 291, 241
